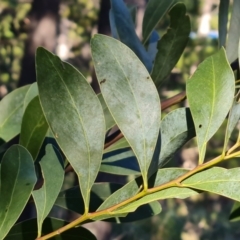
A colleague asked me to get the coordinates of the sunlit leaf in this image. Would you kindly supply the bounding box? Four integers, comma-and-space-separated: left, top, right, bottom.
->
182, 167, 240, 201
32, 144, 64, 237
36, 47, 105, 211
55, 183, 160, 222
151, 3, 190, 89
55, 183, 122, 214
23, 82, 38, 110
114, 187, 196, 214
0, 145, 37, 239
110, 0, 152, 71
91, 34, 161, 188
5, 218, 97, 240
97, 168, 189, 211
226, 0, 240, 63
0, 85, 30, 142
218, 0, 229, 48
142, 0, 174, 44
159, 108, 195, 167
20, 96, 48, 160
98, 93, 115, 131
186, 48, 235, 163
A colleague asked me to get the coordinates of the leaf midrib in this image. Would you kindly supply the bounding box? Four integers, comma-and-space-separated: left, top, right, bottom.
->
102, 42, 147, 177
0, 148, 21, 236
45, 53, 91, 205
143, 1, 172, 43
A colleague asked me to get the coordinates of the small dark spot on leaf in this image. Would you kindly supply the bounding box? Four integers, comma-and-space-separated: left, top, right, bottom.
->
147, 76, 150, 79
25, 183, 30, 186
100, 79, 106, 84
199, 124, 202, 128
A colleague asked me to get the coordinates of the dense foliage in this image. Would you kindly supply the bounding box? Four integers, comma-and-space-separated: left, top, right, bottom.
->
1, 0, 240, 239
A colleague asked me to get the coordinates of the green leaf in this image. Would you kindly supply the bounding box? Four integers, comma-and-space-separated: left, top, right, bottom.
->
20, 96, 49, 160
128, 4, 137, 24
23, 82, 38, 110
0, 145, 37, 239
218, 0, 229, 48
101, 149, 140, 175
55, 183, 122, 214
98, 168, 189, 211
109, 9, 119, 39
110, 0, 152, 71
0, 85, 30, 142
104, 136, 129, 153
114, 187, 196, 214
226, 0, 240, 63
98, 93, 115, 131
186, 48, 235, 163
151, 3, 190, 89
147, 30, 159, 64
5, 218, 97, 240
32, 144, 64, 237
223, 99, 240, 153
159, 108, 195, 167
91, 34, 161, 189
182, 167, 240, 201
92, 201, 161, 222
142, 0, 174, 44
229, 201, 240, 222
55, 183, 160, 222
36, 47, 105, 211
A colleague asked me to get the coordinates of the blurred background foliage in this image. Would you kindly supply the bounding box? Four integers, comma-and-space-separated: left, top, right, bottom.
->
1, 0, 240, 239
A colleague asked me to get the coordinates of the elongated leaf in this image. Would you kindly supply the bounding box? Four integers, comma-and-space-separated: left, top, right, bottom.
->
0, 85, 30, 142
0, 145, 37, 239
20, 96, 48, 160
91, 35, 161, 188
98, 168, 189, 211
128, 5, 137, 24
32, 145, 64, 237
223, 99, 240, 153
159, 108, 195, 167
218, 0, 229, 48
5, 218, 97, 240
98, 93, 115, 131
109, 9, 119, 39
36, 47, 105, 211
186, 48, 235, 163
226, 0, 240, 63
142, 0, 174, 44
55, 183, 122, 214
114, 187, 196, 214
229, 201, 240, 222
55, 183, 160, 222
23, 82, 38, 110
182, 167, 240, 201
104, 136, 129, 153
91, 201, 161, 222
151, 3, 190, 89
147, 30, 160, 64
101, 149, 140, 175
110, 0, 152, 71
